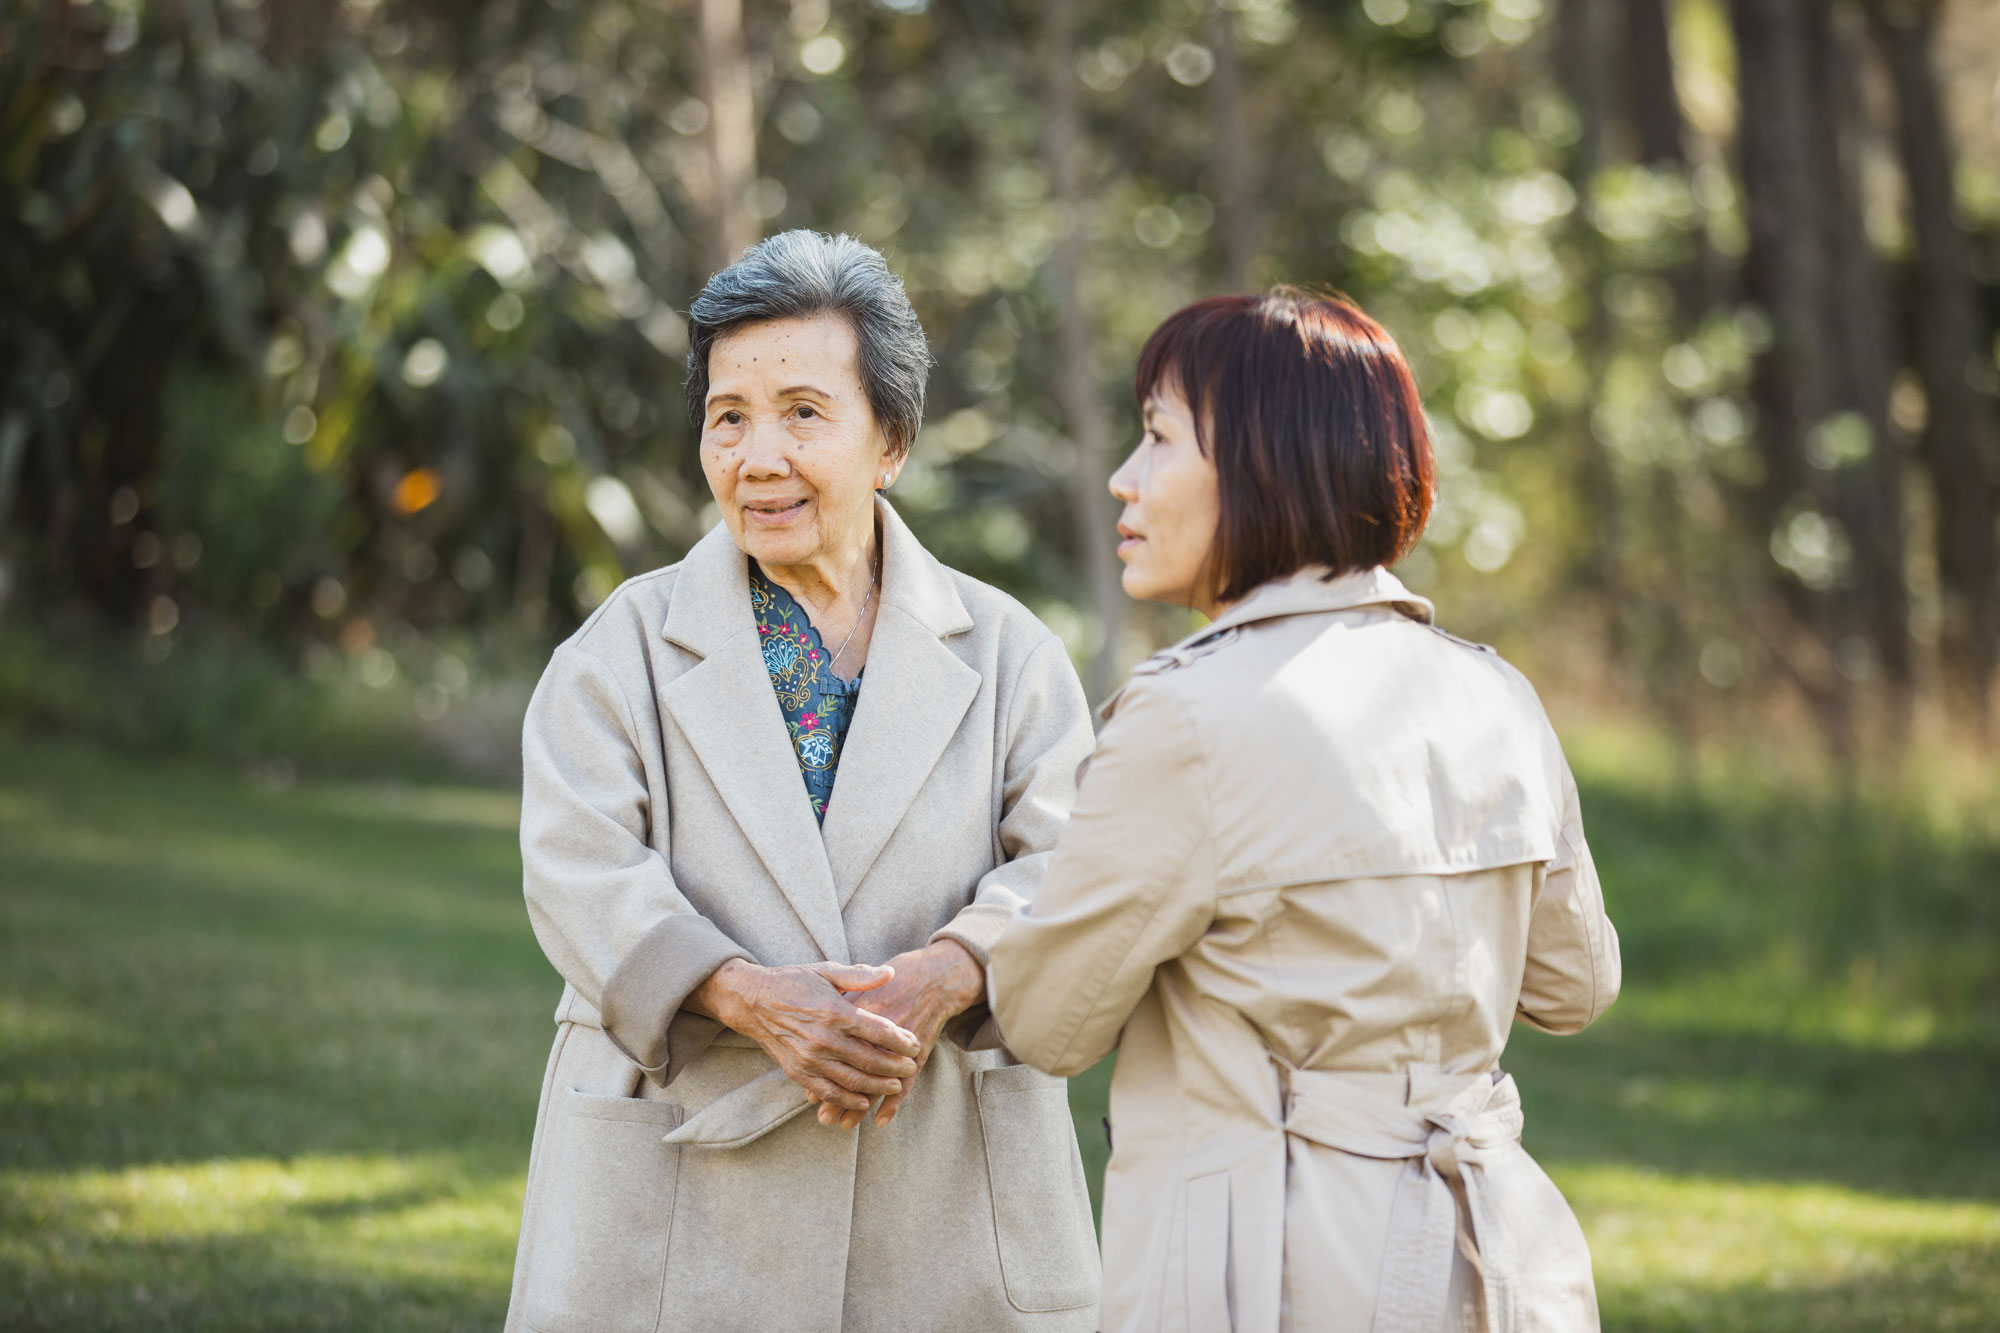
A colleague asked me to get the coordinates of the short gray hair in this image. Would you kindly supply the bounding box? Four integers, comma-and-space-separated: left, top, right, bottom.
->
685, 230, 933, 455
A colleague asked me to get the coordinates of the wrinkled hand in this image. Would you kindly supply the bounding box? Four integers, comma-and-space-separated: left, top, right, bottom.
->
838, 939, 986, 1130
689, 958, 923, 1116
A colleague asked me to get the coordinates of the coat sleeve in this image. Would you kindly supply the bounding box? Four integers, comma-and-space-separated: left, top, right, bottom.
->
522, 642, 751, 1081
985, 675, 1218, 1077
930, 634, 1096, 1049
1515, 759, 1622, 1034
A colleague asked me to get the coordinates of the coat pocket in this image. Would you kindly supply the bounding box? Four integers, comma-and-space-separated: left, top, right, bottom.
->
975, 1062, 1101, 1313
1183, 1171, 1233, 1332
522, 1087, 685, 1333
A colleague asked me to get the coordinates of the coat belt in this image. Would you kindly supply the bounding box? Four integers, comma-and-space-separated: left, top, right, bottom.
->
1279, 1067, 1525, 1333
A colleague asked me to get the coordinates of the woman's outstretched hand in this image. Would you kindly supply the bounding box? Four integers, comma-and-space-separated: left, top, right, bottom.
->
689, 958, 923, 1116
843, 939, 986, 1130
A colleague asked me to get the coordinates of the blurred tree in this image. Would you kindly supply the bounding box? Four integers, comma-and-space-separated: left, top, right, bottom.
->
1205, 0, 1256, 291
699, 0, 758, 269
1869, 0, 2000, 726
4, 0, 1998, 759
1038, 0, 1124, 701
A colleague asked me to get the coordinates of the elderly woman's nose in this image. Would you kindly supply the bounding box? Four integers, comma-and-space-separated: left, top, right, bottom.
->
740, 422, 795, 477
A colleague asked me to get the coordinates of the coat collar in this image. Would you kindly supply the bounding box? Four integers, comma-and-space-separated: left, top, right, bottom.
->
657, 498, 979, 959
1175, 564, 1433, 649
661, 496, 972, 658
1100, 566, 1432, 721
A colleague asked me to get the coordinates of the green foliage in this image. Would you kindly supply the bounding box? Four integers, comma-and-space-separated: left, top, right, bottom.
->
7, 0, 1994, 745
0, 0, 1698, 659
156, 368, 343, 615
5, 0, 2000, 746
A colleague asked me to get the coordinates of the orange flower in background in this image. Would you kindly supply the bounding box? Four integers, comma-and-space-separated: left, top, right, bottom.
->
392, 468, 442, 515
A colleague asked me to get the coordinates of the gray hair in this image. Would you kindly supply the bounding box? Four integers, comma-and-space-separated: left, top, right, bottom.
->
685, 230, 933, 456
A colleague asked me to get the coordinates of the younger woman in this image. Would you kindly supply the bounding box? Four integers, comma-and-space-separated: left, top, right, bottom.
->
988, 290, 1620, 1332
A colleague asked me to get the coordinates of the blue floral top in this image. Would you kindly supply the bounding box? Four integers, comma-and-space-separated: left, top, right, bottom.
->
750, 564, 862, 823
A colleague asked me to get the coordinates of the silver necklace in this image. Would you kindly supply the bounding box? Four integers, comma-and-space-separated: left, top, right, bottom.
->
826, 554, 879, 673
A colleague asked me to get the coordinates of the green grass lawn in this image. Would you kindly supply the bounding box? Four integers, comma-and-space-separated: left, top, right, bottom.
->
2, 731, 1997, 1329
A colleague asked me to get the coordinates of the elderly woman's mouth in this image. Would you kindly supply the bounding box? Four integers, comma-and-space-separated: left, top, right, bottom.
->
745, 498, 811, 522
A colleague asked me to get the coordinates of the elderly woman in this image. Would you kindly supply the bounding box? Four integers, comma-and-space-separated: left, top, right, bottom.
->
987, 291, 1621, 1332
505, 231, 1101, 1333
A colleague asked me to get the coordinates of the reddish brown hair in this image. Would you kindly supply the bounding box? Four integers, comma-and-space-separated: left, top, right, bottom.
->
1134, 289, 1435, 604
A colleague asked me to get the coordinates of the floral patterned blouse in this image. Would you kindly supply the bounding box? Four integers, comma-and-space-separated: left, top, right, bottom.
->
750, 563, 862, 823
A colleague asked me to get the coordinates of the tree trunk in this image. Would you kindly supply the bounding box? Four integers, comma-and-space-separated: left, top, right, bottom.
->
1626, 0, 1718, 319
1207, 0, 1257, 291
1730, 0, 1856, 755
0, 412, 28, 562
1557, 0, 1614, 171
1039, 1, 1124, 702
1617, 0, 1716, 752
1555, 0, 1626, 660
699, 0, 758, 273
1731, 0, 1824, 523
1810, 5, 1911, 700
1869, 0, 2000, 723
1624, 0, 1685, 166
514, 495, 555, 634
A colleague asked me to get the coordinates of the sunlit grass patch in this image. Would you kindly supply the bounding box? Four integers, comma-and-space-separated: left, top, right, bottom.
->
1, 1152, 522, 1262
0, 1154, 525, 1329
309, 782, 522, 835
1561, 1164, 2000, 1331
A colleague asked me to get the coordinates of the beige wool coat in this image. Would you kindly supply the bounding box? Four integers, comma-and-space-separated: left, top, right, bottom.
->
988, 566, 1621, 1333
505, 499, 1102, 1333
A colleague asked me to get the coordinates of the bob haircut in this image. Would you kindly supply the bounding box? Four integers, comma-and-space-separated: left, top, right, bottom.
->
1134, 288, 1435, 605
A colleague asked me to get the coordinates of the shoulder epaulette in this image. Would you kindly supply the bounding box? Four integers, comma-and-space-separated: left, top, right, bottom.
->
1127, 625, 1241, 678
1427, 624, 1496, 654
1098, 626, 1241, 720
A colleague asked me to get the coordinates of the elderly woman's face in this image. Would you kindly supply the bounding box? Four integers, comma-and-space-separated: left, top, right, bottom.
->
700, 314, 897, 569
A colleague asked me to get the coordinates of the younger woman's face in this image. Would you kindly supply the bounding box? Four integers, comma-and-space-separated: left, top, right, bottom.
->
1108, 380, 1223, 615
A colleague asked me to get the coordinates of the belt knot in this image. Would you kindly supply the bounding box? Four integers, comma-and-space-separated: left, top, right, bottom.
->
1423, 1110, 1473, 1182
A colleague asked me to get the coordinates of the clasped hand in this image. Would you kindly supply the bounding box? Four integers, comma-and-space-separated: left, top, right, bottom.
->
690, 940, 984, 1133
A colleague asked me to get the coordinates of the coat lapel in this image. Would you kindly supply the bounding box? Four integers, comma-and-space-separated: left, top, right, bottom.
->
661, 525, 850, 963
821, 501, 981, 908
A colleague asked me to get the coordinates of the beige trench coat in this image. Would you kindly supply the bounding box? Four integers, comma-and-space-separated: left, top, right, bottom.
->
988, 567, 1622, 1333
506, 499, 1101, 1333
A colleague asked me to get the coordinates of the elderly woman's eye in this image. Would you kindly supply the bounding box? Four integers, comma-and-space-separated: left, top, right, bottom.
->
719, 410, 744, 426
795, 405, 818, 419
